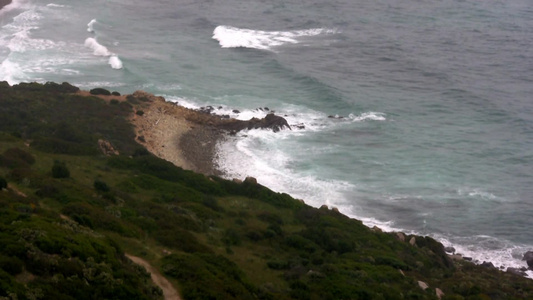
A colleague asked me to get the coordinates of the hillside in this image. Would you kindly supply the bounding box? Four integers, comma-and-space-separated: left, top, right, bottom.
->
0, 81, 532, 300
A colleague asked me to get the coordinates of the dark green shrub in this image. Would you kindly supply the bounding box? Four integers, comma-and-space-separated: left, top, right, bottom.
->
135, 110, 144, 116
111, 91, 121, 96
94, 180, 110, 192
110, 99, 120, 105
3, 148, 35, 165
0, 177, 6, 190
89, 88, 111, 96
0, 255, 23, 275
52, 160, 70, 178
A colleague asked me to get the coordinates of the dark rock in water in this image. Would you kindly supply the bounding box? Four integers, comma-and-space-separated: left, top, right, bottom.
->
507, 267, 527, 277
523, 251, 533, 269
232, 109, 240, 114
480, 261, 495, 268
522, 251, 533, 261
90, 87, 111, 96
444, 246, 456, 254
218, 113, 291, 133
218, 106, 223, 109
112, 91, 121, 96
199, 106, 215, 114
463, 257, 472, 261
294, 123, 305, 130
328, 115, 345, 119
264, 107, 270, 111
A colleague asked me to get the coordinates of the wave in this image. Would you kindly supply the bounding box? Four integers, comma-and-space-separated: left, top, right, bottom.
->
108, 55, 123, 69
84, 37, 111, 56
212, 25, 337, 51
87, 19, 97, 33
84, 37, 123, 69
0, 0, 24, 14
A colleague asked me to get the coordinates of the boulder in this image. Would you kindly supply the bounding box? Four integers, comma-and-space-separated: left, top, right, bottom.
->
395, 232, 406, 242
244, 176, 257, 185
444, 246, 455, 254
409, 237, 416, 246
418, 281, 429, 291
507, 267, 527, 277
523, 251, 533, 269
480, 261, 495, 268
436, 288, 445, 300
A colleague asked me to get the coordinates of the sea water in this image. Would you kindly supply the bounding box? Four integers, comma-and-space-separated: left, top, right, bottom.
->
1, 0, 532, 276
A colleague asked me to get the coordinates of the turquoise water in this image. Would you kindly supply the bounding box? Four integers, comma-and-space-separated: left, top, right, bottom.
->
1, 0, 532, 274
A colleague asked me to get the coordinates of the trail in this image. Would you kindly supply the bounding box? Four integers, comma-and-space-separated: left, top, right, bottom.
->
125, 254, 181, 300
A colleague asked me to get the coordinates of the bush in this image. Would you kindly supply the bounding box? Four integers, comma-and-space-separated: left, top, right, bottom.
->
0, 177, 6, 190
94, 180, 110, 192
135, 110, 144, 116
89, 88, 111, 96
52, 161, 70, 178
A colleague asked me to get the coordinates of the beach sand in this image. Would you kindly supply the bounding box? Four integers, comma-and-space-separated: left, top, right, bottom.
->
0, 0, 12, 11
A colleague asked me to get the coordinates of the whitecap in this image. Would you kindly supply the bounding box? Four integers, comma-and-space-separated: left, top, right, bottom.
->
108, 55, 123, 69
84, 37, 111, 56
349, 111, 386, 122
87, 19, 97, 33
46, 3, 66, 8
212, 25, 337, 51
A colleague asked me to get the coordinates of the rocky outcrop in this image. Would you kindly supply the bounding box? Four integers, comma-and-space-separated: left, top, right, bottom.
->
98, 139, 119, 156
523, 251, 533, 269
217, 113, 291, 133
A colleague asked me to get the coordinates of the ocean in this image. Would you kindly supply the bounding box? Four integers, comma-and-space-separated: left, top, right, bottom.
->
1, 0, 532, 276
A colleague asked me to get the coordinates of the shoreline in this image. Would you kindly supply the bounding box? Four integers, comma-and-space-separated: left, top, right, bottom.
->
0, 0, 12, 11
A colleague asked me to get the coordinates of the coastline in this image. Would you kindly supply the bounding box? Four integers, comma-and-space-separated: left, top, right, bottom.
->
0, 0, 12, 11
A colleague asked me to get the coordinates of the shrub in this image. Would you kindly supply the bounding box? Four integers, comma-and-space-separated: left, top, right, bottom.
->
52, 160, 70, 178
0, 177, 6, 190
135, 110, 144, 116
93, 180, 110, 192
110, 99, 120, 105
111, 91, 121, 96
89, 88, 111, 96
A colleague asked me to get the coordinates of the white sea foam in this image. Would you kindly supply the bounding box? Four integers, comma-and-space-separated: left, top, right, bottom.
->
349, 111, 387, 122
46, 3, 66, 8
84, 37, 124, 70
108, 55, 123, 69
84, 37, 111, 56
0, 58, 27, 84
0, 0, 25, 14
212, 25, 337, 51
87, 19, 97, 33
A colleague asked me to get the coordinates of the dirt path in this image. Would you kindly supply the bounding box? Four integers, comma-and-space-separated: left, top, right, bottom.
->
125, 254, 181, 300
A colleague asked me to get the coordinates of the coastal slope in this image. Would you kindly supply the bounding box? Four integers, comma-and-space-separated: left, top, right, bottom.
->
0, 82, 531, 299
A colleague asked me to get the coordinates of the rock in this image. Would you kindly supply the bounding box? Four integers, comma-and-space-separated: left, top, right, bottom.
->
507, 267, 527, 277
90, 87, 111, 96
418, 281, 429, 290
331, 207, 339, 213
436, 288, 445, 300
444, 246, 455, 254
232, 178, 243, 184
399, 269, 405, 277
409, 237, 416, 246
232, 109, 240, 114
522, 251, 533, 269
450, 254, 463, 261
294, 123, 305, 130
523, 251, 533, 261
371, 226, 382, 233
98, 139, 119, 156
244, 176, 257, 185
395, 232, 406, 242
480, 261, 495, 268
217, 113, 291, 133
463, 256, 472, 261
264, 107, 270, 111
320, 205, 329, 210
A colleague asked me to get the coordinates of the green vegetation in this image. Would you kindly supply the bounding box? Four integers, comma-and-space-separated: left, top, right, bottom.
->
0, 82, 531, 299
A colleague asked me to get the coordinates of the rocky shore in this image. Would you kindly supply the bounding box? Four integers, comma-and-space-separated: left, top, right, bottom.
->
83, 89, 291, 176
0, 0, 12, 11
